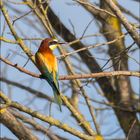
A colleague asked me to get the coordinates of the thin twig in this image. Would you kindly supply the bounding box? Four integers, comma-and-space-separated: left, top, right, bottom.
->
75, 0, 116, 17
80, 18, 94, 39
59, 33, 126, 58
0, 56, 39, 78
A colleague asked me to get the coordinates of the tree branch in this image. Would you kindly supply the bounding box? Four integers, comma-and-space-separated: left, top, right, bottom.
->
1, 56, 139, 80
10, 110, 61, 140
0, 56, 39, 78
0, 109, 38, 140
59, 71, 140, 80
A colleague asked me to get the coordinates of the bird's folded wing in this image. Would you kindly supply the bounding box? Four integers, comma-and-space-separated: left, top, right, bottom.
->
35, 52, 53, 82
35, 52, 59, 87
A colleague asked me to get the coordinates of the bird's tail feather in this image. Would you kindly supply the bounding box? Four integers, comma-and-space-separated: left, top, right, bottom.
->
49, 81, 62, 111
53, 91, 62, 112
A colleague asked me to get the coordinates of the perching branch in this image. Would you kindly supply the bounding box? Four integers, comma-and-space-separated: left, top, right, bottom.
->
1, 56, 139, 80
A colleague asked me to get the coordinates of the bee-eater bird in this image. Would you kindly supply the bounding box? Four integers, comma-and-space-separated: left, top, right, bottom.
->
35, 38, 64, 111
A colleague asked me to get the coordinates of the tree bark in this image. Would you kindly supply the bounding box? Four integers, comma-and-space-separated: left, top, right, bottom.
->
0, 109, 38, 140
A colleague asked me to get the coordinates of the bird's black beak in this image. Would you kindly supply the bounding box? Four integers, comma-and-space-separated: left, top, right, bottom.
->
58, 42, 66, 45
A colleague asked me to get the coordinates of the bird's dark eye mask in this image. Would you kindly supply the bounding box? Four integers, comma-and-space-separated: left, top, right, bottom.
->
49, 41, 58, 46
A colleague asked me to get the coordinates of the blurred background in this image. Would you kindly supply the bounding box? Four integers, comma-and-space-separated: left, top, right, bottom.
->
1, 0, 140, 140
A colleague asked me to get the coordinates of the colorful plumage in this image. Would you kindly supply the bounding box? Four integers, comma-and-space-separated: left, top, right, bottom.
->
35, 38, 63, 111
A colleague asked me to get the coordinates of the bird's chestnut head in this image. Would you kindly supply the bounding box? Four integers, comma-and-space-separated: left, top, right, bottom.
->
40, 38, 65, 51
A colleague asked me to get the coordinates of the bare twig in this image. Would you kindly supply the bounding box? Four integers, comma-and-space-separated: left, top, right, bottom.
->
59, 71, 140, 80
75, 0, 116, 17
0, 36, 17, 44
126, 120, 137, 140
12, 9, 34, 25
80, 18, 94, 39
0, 56, 39, 78
59, 33, 126, 58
